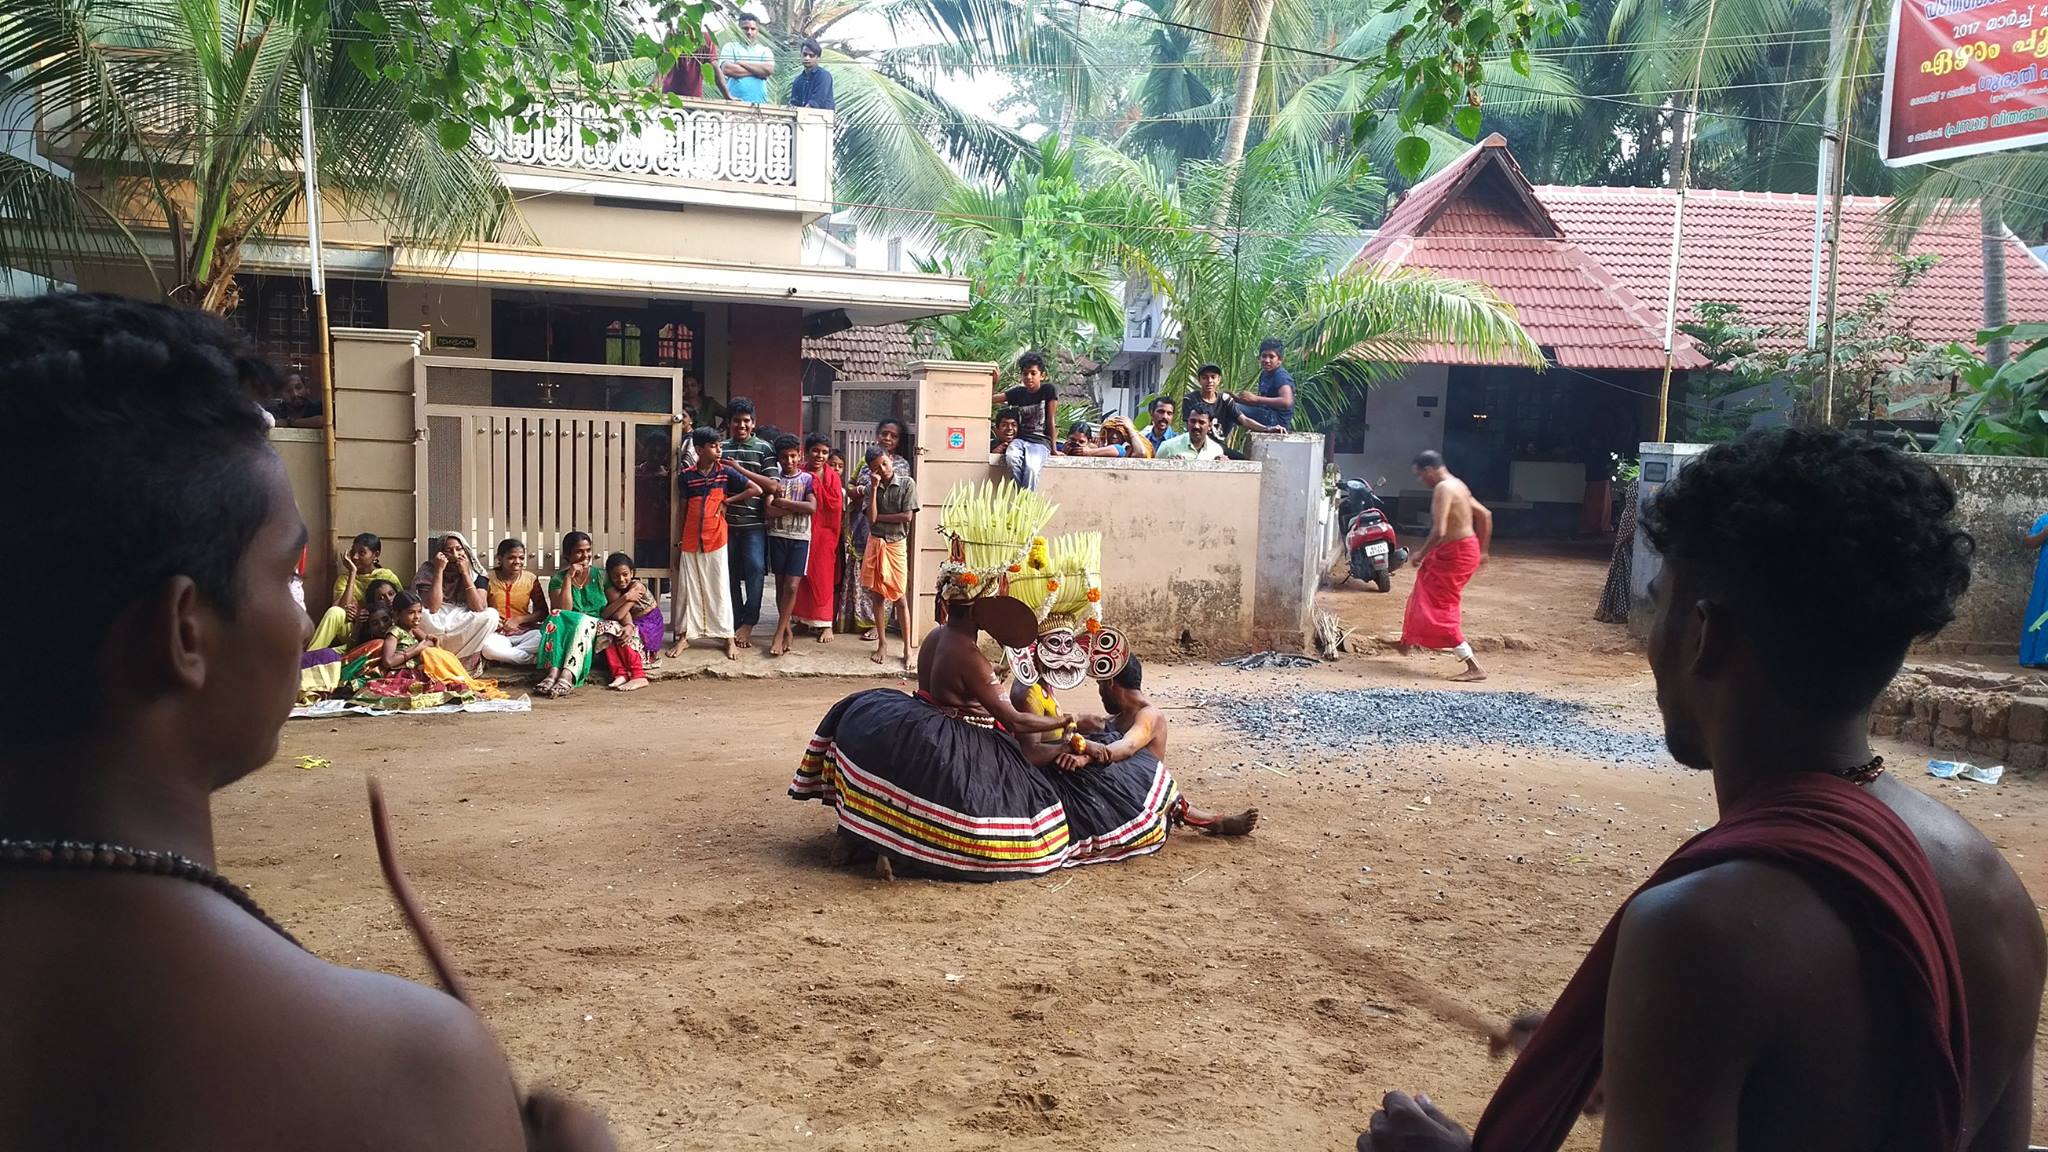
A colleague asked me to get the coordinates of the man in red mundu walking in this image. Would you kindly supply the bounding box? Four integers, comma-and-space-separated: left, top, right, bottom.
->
1400, 450, 1492, 682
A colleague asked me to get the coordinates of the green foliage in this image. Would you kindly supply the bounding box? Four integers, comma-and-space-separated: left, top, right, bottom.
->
0, 0, 521, 311
1675, 301, 1770, 442
1932, 324, 2048, 457
1356, 0, 1582, 179
912, 137, 1128, 370
344, 0, 707, 153
1763, 255, 1963, 428
1088, 139, 1538, 427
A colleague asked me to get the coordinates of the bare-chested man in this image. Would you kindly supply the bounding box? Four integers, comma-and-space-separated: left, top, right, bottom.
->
1400, 450, 1492, 682
0, 295, 612, 1152
1067, 656, 1258, 836
1361, 429, 2044, 1152
919, 599, 1071, 737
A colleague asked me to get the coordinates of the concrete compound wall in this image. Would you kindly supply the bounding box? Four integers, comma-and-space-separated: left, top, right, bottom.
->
1246, 434, 1326, 650
1624, 447, 2046, 653
1033, 455, 1268, 653
330, 327, 426, 583
907, 360, 1003, 650
1918, 454, 2048, 657
270, 428, 332, 610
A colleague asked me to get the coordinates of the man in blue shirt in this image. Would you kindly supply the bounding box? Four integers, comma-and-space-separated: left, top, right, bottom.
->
720, 14, 775, 105
790, 39, 835, 110
1235, 337, 1295, 432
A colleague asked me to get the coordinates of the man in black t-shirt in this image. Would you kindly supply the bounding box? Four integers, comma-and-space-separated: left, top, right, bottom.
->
998, 350, 1058, 489
1181, 362, 1240, 438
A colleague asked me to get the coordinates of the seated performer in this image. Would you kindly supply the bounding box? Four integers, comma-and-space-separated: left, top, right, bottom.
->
996, 531, 1187, 865
792, 481, 1187, 878
1358, 428, 2045, 1152
1070, 656, 1256, 836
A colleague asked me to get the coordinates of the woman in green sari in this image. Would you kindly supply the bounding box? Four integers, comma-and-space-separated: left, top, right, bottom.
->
536, 531, 606, 698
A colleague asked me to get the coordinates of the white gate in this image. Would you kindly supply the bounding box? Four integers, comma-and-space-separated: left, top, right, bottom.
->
417, 357, 682, 576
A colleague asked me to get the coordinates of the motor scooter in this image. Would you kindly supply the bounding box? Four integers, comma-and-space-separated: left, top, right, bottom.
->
1337, 476, 1409, 593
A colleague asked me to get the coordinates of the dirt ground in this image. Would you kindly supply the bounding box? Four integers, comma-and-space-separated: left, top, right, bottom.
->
227, 544, 2048, 1150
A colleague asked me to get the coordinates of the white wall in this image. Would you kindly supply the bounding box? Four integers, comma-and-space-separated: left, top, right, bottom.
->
1330, 363, 1448, 486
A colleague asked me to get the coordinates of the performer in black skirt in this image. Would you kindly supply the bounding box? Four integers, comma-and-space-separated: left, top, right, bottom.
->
791, 483, 1188, 878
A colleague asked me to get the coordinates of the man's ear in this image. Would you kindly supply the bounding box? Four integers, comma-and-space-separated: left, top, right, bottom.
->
1690, 597, 1729, 679
118, 576, 211, 704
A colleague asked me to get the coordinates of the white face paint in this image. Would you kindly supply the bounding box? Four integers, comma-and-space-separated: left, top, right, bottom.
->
1007, 624, 1131, 691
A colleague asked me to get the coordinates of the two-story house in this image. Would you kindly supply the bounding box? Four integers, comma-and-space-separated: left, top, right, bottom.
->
34, 98, 971, 590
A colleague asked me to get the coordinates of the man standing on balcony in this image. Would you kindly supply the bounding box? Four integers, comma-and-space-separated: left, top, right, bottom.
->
790, 39, 835, 110
660, 26, 729, 100
721, 14, 776, 105
722, 398, 775, 649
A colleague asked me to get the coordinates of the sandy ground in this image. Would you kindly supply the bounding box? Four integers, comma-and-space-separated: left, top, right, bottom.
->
227, 545, 2048, 1150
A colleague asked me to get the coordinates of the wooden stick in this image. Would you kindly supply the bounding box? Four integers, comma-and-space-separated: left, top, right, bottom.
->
367, 776, 476, 1010
1280, 906, 1511, 1049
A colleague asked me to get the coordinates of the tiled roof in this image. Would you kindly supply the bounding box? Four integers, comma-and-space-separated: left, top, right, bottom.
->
1354, 135, 1700, 371
802, 323, 917, 380
1534, 186, 2048, 352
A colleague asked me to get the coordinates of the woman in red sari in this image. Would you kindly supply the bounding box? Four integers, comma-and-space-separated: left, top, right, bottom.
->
792, 433, 843, 643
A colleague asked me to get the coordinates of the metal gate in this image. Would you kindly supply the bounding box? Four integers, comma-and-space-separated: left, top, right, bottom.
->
830, 378, 919, 475
417, 357, 682, 576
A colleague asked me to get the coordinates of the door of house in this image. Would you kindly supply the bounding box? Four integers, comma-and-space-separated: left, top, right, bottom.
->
418, 356, 683, 577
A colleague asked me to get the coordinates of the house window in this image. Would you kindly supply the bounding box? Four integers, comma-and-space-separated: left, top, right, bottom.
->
654, 321, 695, 367
604, 320, 643, 366
224, 274, 385, 384
1111, 369, 1132, 391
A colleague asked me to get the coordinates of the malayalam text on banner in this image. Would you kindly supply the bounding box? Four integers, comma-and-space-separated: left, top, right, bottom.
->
1881, 0, 2048, 165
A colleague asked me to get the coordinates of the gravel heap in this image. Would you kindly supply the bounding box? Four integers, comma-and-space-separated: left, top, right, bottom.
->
1207, 688, 1670, 764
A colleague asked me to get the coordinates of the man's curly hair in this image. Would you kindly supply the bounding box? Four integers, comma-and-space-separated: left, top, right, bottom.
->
0, 293, 279, 743
1641, 428, 1973, 713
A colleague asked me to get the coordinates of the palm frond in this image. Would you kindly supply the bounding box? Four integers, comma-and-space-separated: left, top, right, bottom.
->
1881, 151, 2048, 250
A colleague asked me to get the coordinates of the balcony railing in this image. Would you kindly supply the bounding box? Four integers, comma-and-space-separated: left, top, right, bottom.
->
481, 99, 810, 192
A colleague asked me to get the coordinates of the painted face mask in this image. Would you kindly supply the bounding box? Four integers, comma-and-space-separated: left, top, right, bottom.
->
1008, 622, 1128, 691
1002, 531, 1127, 691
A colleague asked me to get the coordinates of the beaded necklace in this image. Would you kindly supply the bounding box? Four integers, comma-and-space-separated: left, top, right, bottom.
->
0, 838, 301, 947
1832, 754, 1887, 786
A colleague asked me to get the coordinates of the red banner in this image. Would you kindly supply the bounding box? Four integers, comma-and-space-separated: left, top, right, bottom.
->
1880, 0, 2048, 165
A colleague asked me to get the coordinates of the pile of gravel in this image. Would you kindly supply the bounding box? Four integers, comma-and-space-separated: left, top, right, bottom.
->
1207, 688, 1669, 764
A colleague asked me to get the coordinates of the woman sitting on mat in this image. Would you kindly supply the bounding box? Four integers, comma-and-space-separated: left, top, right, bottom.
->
308, 532, 402, 650
483, 537, 546, 666
336, 592, 501, 705
535, 531, 606, 699
413, 531, 501, 669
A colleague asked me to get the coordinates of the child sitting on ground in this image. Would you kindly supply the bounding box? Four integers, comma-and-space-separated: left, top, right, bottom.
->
599, 552, 657, 691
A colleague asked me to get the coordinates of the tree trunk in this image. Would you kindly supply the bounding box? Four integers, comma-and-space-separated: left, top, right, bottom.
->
1218, 0, 1274, 170
1982, 191, 2011, 367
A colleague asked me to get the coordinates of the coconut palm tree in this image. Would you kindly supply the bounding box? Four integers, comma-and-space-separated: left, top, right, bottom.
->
1258, 7, 1580, 184
728, 0, 1099, 230
0, 0, 518, 313
913, 135, 1127, 365
1089, 139, 1539, 425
